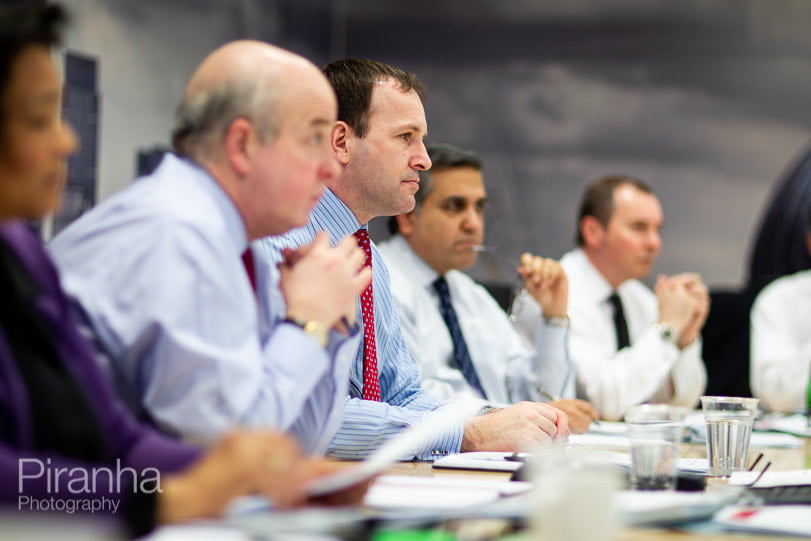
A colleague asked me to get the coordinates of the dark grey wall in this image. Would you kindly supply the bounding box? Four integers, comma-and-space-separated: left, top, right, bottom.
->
65, 0, 811, 288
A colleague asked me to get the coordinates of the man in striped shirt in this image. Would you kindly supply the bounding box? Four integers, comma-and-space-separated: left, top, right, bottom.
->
261, 58, 569, 459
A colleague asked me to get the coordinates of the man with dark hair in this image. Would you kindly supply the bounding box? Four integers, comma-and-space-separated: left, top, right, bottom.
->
261, 59, 569, 459
750, 207, 811, 413
50, 41, 372, 452
513, 176, 708, 421
379, 143, 597, 433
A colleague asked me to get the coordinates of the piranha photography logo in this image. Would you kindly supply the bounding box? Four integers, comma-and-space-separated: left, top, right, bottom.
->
17, 458, 162, 514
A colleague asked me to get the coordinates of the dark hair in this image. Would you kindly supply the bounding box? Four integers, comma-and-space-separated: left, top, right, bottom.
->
575, 175, 654, 246
322, 58, 426, 138
388, 142, 482, 235
0, 3, 66, 131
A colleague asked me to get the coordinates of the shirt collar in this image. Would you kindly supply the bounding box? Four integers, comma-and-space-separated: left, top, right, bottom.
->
162, 153, 249, 254
311, 188, 364, 241
570, 248, 622, 303
387, 234, 441, 289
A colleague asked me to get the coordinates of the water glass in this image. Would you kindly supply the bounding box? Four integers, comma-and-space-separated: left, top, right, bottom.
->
700, 396, 759, 477
625, 404, 687, 491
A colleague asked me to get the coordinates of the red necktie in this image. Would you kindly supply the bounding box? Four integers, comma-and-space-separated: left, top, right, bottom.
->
242, 249, 257, 294
353, 229, 381, 401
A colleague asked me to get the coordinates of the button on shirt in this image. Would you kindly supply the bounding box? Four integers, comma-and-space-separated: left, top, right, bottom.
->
49, 155, 357, 454
378, 235, 573, 405
511, 248, 706, 421
751, 269, 811, 413
259, 189, 463, 460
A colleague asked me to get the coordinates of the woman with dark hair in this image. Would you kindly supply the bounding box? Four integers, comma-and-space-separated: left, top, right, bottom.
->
0, 3, 359, 536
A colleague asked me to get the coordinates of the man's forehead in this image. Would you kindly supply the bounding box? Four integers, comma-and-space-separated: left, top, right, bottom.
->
368, 82, 426, 127
612, 187, 660, 215
429, 168, 487, 198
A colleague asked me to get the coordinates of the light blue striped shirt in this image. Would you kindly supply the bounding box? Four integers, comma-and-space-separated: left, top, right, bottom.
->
49, 155, 357, 454
259, 189, 465, 460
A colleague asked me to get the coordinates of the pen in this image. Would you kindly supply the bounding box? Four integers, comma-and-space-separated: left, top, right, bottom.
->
538, 388, 559, 402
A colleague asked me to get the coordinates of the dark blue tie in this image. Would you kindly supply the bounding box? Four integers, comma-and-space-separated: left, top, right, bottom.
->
608, 292, 631, 351
432, 276, 486, 398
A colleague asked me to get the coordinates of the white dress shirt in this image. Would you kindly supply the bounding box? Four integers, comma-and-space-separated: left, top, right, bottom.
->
750, 269, 811, 413
378, 235, 573, 405
511, 248, 706, 421
49, 155, 357, 453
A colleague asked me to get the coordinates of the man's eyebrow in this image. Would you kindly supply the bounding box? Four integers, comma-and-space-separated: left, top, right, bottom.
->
395, 123, 422, 133
311, 117, 332, 127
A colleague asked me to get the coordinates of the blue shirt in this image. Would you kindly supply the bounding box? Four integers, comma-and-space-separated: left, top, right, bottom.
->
49, 155, 357, 454
259, 189, 464, 460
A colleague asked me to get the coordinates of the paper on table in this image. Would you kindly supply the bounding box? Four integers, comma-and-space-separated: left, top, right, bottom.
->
714, 505, 811, 537
749, 432, 803, 448
615, 488, 740, 526
364, 475, 531, 509
728, 469, 811, 488
434, 449, 709, 474
568, 433, 631, 448
433, 452, 523, 472
756, 414, 811, 438
682, 411, 803, 447
305, 400, 480, 496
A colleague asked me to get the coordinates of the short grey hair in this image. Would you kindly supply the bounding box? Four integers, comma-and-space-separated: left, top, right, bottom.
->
171, 78, 280, 163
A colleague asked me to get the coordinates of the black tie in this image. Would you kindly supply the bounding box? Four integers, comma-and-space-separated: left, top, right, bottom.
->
432, 276, 486, 398
608, 292, 631, 351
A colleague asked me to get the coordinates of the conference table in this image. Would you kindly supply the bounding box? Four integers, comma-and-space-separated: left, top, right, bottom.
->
382, 437, 811, 541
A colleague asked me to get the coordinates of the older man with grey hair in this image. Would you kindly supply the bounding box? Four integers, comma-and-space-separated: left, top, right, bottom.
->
50, 40, 371, 453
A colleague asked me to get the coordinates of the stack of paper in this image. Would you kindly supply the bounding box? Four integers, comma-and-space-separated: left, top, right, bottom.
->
756, 414, 811, 438
714, 505, 811, 537
364, 475, 531, 509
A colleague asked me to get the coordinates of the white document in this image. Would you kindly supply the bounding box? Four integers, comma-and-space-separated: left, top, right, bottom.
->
714, 505, 811, 537
749, 432, 803, 448
433, 449, 708, 474
432, 452, 523, 472
306, 401, 480, 496
616, 488, 740, 526
364, 475, 531, 509
756, 414, 811, 438
586, 421, 629, 435
729, 469, 811, 488
568, 433, 631, 448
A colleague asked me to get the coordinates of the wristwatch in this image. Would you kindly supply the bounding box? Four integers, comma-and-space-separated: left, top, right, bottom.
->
654, 322, 677, 346
478, 405, 499, 416
543, 315, 570, 328
283, 317, 328, 348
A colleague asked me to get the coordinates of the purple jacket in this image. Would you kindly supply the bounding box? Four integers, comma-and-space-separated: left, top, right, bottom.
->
0, 220, 201, 506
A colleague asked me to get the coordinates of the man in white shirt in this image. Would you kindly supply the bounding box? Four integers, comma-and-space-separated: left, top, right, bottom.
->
379, 143, 597, 433
512, 175, 708, 421
751, 220, 811, 413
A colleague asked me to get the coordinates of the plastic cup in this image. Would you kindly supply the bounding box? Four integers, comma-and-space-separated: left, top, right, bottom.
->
625, 404, 687, 491
700, 396, 759, 477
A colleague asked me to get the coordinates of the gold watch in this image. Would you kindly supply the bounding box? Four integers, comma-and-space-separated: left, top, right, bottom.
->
283, 317, 328, 348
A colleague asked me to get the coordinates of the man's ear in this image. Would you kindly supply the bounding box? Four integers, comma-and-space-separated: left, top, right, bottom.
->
223, 117, 255, 177
396, 211, 417, 237
806, 233, 811, 257
331, 121, 352, 166
580, 215, 605, 247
